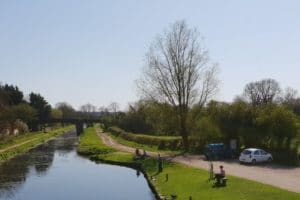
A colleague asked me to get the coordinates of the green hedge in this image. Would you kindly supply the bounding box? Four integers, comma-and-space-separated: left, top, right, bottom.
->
272, 148, 299, 166
107, 126, 182, 150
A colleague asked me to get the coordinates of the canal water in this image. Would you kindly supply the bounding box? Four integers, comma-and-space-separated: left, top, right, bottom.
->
0, 131, 155, 200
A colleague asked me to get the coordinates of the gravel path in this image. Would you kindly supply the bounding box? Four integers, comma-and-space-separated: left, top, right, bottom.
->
98, 131, 300, 193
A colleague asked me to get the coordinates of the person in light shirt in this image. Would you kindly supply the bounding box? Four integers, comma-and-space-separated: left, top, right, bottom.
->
214, 165, 226, 184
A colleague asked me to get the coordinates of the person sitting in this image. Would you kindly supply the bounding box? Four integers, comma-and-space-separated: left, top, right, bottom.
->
135, 148, 141, 159
220, 165, 225, 177
214, 165, 226, 185
141, 149, 148, 159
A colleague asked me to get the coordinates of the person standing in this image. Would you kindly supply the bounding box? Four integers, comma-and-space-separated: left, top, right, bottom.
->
209, 161, 214, 181
157, 153, 163, 172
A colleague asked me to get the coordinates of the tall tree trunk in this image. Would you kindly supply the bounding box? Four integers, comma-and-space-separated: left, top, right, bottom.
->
180, 109, 189, 151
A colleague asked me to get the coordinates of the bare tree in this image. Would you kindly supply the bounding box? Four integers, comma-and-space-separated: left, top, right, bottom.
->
108, 102, 120, 113
279, 87, 300, 114
98, 106, 108, 112
280, 87, 298, 104
198, 65, 219, 107
137, 20, 219, 150
243, 79, 281, 106
80, 103, 96, 113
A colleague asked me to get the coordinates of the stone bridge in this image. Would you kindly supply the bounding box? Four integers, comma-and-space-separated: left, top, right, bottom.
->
41, 118, 103, 135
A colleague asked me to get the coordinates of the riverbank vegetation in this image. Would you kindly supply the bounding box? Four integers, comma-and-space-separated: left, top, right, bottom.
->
77, 126, 114, 156
99, 21, 300, 165
0, 125, 74, 162
107, 131, 180, 155
0, 83, 54, 132
77, 127, 134, 164
78, 126, 300, 200
107, 126, 181, 152
102, 79, 300, 164
0, 83, 101, 137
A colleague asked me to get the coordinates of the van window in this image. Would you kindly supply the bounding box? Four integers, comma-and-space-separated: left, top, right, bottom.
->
254, 150, 260, 155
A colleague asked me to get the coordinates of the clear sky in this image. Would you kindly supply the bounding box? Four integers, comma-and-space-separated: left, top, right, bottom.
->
1, 0, 300, 110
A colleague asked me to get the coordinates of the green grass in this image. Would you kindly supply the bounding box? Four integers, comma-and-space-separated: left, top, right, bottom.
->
108, 132, 181, 155
108, 126, 180, 140
78, 127, 115, 155
0, 125, 74, 163
107, 126, 182, 151
107, 126, 182, 154
79, 126, 300, 200
127, 133, 180, 140
94, 151, 134, 163
0, 131, 48, 149
142, 159, 300, 200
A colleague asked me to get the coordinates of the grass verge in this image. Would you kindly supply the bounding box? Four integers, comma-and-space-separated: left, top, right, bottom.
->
0, 125, 74, 163
79, 126, 300, 200
77, 127, 115, 156
106, 126, 182, 154
107, 132, 181, 155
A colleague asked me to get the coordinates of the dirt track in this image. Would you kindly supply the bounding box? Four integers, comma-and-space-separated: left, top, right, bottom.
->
99, 131, 300, 193
0, 138, 39, 153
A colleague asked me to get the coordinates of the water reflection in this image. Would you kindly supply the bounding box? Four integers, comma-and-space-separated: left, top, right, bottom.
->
0, 131, 155, 200
0, 132, 73, 199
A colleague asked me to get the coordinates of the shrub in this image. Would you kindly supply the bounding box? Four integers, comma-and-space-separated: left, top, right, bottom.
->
13, 119, 29, 134
272, 148, 299, 166
108, 126, 182, 150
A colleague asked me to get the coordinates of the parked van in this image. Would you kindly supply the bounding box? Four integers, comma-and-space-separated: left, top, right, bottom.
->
204, 143, 234, 160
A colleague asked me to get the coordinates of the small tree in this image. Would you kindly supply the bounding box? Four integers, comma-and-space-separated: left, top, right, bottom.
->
50, 108, 63, 119
0, 84, 24, 106
255, 105, 298, 149
11, 104, 37, 123
29, 93, 51, 130
55, 102, 76, 119
108, 102, 120, 113
80, 103, 97, 113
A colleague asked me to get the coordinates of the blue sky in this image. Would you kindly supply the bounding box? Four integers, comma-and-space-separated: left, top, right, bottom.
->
1, 0, 300, 110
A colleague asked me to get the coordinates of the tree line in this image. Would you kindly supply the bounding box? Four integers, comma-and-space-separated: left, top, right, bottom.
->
103, 78, 300, 163
102, 21, 300, 163
0, 84, 52, 133
0, 83, 123, 135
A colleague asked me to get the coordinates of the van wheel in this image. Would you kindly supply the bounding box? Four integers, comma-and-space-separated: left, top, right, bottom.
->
268, 157, 272, 162
252, 159, 256, 165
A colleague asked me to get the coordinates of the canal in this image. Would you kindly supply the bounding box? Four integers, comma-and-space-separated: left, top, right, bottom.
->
0, 131, 155, 200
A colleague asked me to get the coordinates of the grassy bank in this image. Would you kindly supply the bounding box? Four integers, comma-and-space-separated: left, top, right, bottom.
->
107, 126, 182, 153
79, 127, 300, 200
77, 126, 115, 156
0, 125, 74, 163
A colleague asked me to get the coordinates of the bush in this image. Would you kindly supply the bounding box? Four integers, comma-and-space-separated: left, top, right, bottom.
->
108, 126, 182, 150
272, 148, 299, 166
108, 126, 125, 137
189, 117, 222, 153
14, 119, 29, 134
